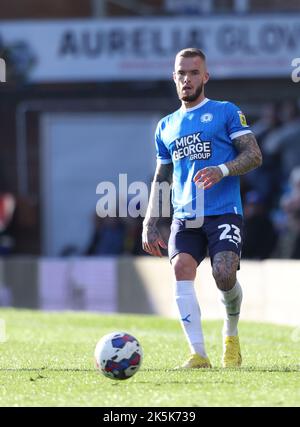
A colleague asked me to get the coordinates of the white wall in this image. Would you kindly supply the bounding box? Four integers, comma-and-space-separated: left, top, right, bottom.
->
1, 256, 299, 327
39, 257, 117, 312
119, 257, 300, 327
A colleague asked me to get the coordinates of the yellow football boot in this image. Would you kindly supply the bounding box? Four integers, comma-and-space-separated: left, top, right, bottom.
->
177, 353, 212, 369
222, 336, 242, 368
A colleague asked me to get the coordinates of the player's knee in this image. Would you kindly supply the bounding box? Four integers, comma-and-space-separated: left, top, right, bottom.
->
172, 254, 197, 281
212, 265, 236, 291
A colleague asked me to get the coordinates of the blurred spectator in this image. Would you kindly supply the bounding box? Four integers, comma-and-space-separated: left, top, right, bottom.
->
60, 245, 80, 257
242, 190, 277, 260
251, 102, 281, 140
0, 282, 12, 307
275, 167, 300, 258
0, 192, 16, 255
6, 195, 39, 255
241, 102, 281, 209
0, 39, 36, 84
263, 99, 300, 183
85, 215, 126, 256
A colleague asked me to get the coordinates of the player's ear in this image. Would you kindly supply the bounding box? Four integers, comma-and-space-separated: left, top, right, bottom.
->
203, 71, 210, 85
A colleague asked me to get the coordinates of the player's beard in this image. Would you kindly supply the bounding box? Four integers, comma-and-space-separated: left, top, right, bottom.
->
179, 82, 203, 103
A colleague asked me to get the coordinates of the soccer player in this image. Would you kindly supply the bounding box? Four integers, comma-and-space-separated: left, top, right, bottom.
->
142, 48, 262, 369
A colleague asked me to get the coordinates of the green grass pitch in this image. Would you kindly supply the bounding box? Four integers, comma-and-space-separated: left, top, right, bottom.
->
0, 308, 299, 407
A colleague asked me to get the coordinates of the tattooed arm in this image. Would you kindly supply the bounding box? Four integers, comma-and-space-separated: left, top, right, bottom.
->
193, 133, 262, 190
226, 132, 263, 175
142, 162, 173, 257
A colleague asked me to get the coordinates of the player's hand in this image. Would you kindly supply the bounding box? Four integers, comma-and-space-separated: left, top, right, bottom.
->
193, 166, 223, 190
142, 224, 167, 257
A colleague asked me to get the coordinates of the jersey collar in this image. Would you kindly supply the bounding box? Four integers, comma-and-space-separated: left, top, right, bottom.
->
180, 98, 210, 112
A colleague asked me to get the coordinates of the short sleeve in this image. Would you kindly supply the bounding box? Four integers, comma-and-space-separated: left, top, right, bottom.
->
155, 120, 172, 164
225, 102, 252, 141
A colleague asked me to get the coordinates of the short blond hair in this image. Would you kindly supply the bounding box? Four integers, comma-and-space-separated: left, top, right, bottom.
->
176, 48, 206, 62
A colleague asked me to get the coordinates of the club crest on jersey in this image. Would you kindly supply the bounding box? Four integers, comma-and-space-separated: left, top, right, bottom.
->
200, 113, 213, 123
172, 132, 212, 161
237, 111, 248, 127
